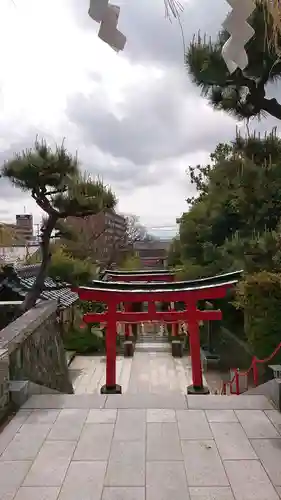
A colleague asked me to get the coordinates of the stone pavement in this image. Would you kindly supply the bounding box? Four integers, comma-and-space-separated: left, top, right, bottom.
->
70, 352, 205, 394
0, 392, 281, 500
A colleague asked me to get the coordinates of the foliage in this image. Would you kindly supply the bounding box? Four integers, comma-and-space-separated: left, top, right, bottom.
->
125, 214, 149, 244
78, 299, 106, 315
0, 225, 18, 247
64, 297, 125, 353
24, 248, 42, 265
62, 213, 114, 264
179, 132, 281, 277
48, 247, 96, 285
1, 138, 116, 310
120, 254, 142, 270
0, 225, 19, 269
167, 237, 182, 267
235, 272, 281, 360
61, 212, 150, 271
63, 324, 105, 354
175, 132, 281, 358
186, 3, 281, 120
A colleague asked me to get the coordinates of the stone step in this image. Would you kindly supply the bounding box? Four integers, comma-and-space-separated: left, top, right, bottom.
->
137, 337, 168, 343
135, 342, 171, 352
120, 335, 168, 342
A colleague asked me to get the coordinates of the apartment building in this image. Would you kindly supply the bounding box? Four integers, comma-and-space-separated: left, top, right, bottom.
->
67, 209, 127, 265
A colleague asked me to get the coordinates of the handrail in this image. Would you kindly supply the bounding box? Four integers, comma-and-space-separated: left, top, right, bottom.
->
222, 342, 281, 395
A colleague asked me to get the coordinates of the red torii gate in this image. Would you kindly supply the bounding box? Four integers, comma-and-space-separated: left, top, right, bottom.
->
75, 270, 241, 395
104, 269, 176, 338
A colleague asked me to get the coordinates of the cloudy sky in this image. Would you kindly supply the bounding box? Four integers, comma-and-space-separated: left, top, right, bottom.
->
0, 0, 279, 238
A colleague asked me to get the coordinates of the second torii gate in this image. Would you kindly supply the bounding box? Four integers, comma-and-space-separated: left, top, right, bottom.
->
104, 269, 176, 338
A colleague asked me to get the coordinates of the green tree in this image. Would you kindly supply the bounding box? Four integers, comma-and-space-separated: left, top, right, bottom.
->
167, 236, 182, 267
179, 132, 281, 276
0, 225, 16, 246
186, 3, 281, 120
1, 138, 116, 311
235, 272, 281, 360
48, 246, 96, 285
120, 254, 142, 270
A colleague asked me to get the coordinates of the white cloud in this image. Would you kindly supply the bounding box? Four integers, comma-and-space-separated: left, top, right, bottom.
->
0, 0, 243, 236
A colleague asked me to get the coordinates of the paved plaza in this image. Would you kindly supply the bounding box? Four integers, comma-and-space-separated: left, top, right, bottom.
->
70, 352, 205, 395
0, 353, 281, 500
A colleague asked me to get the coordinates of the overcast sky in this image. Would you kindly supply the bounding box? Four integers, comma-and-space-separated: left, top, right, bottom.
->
0, 0, 279, 238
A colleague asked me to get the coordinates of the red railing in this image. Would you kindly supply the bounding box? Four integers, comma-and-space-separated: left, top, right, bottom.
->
222, 342, 281, 395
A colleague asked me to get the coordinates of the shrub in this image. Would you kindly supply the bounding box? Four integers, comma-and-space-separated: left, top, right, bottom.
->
49, 247, 95, 285
120, 255, 142, 270
235, 272, 281, 360
64, 325, 105, 353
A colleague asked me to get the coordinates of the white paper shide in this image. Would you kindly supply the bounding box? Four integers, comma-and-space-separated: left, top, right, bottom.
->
222, 0, 255, 73
88, 0, 126, 52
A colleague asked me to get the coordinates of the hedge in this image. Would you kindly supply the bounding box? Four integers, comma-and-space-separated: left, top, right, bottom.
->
235, 272, 281, 361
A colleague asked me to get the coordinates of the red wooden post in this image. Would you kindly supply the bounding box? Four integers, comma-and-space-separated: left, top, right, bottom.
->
172, 323, 178, 336
100, 301, 122, 394
124, 302, 131, 338
252, 357, 258, 386
171, 302, 177, 337
234, 370, 240, 395
187, 302, 209, 394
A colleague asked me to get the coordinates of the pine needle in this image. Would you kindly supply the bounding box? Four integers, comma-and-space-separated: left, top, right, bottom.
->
164, 0, 184, 20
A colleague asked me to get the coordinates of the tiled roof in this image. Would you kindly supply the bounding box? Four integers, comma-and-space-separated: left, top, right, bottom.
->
0, 264, 78, 309
16, 263, 41, 279
133, 240, 171, 251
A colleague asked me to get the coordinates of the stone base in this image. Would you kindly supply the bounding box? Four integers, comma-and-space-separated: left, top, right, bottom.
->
187, 384, 210, 395
100, 384, 122, 394
172, 340, 183, 358
124, 340, 134, 358
9, 380, 29, 407
271, 379, 281, 412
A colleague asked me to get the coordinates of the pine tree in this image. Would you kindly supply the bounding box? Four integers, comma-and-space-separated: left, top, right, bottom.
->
186, 3, 281, 120
1, 138, 116, 311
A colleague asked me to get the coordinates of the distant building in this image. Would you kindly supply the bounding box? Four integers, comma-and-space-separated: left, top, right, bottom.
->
16, 214, 33, 241
0, 245, 39, 266
133, 240, 171, 269
0, 214, 33, 243
67, 209, 127, 265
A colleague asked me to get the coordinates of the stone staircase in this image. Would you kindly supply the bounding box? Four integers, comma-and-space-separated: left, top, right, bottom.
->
135, 324, 170, 352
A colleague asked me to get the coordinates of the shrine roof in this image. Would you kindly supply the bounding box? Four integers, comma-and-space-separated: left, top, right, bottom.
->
104, 269, 175, 276
81, 270, 243, 294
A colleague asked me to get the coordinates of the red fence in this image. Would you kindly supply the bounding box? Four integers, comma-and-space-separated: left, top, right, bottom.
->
222, 342, 281, 395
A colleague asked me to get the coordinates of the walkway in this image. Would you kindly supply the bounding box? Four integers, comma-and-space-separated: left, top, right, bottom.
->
70, 352, 204, 395
0, 356, 281, 500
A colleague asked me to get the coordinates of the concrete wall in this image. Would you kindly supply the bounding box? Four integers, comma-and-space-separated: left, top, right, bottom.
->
0, 349, 9, 420
0, 301, 73, 418
244, 379, 281, 411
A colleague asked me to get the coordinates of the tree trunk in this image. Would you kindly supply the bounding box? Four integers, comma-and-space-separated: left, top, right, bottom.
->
20, 215, 58, 312
262, 98, 281, 120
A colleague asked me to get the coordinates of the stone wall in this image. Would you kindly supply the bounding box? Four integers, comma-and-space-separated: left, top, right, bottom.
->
0, 349, 9, 420
0, 301, 73, 416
